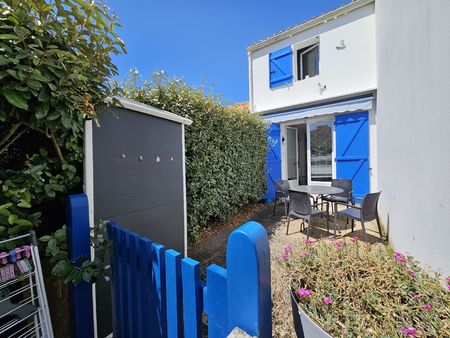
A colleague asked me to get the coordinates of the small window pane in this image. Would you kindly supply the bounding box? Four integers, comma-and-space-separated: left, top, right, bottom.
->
300, 45, 319, 79
310, 121, 332, 182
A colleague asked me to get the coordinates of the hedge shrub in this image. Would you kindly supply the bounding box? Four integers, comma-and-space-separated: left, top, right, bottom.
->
121, 71, 267, 240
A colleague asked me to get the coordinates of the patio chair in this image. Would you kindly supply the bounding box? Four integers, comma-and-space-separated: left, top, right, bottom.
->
273, 180, 290, 217
333, 191, 383, 242
286, 191, 329, 238
321, 179, 353, 214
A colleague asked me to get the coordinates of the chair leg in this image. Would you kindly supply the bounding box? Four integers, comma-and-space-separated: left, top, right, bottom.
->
286, 214, 291, 235
273, 198, 277, 216
361, 221, 368, 242
333, 207, 338, 237
351, 219, 355, 233
306, 217, 311, 239
284, 201, 288, 218
376, 217, 384, 243
326, 202, 330, 235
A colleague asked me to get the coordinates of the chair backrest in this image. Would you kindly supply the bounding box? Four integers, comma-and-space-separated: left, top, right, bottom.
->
275, 180, 290, 196
331, 179, 352, 199
289, 191, 311, 216
361, 192, 381, 221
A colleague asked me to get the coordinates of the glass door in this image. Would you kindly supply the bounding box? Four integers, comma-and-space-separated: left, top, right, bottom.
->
308, 120, 333, 184
286, 127, 298, 184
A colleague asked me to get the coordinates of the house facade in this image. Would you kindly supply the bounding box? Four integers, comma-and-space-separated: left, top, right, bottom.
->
248, 0, 376, 200
248, 0, 450, 276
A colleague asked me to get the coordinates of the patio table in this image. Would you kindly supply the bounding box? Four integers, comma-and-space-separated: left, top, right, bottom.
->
289, 185, 344, 204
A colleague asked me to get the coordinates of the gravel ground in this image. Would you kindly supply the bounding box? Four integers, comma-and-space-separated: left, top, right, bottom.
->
189, 202, 384, 337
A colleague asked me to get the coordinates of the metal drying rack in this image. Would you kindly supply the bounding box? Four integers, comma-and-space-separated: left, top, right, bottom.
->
0, 232, 53, 338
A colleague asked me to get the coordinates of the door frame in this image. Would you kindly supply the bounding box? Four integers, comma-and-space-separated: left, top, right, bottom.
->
285, 126, 299, 185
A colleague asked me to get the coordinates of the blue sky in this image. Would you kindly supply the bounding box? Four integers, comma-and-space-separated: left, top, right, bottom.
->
107, 0, 348, 103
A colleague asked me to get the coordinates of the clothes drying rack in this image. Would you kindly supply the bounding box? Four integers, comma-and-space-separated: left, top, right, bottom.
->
0, 231, 53, 338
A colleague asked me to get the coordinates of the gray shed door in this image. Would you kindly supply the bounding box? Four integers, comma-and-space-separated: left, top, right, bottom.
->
93, 106, 185, 337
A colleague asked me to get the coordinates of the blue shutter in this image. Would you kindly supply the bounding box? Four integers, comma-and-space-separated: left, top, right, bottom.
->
262, 123, 281, 201
269, 47, 293, 88
335, 112, 370, 200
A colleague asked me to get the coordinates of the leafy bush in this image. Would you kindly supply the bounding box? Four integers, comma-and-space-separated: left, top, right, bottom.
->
0, 0, 124, 279
280, 238, 450, 337
121, 71, 267, 239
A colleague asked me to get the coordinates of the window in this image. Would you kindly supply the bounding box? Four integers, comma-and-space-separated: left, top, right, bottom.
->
309, 120, 332, 182
297, 44, 319, 80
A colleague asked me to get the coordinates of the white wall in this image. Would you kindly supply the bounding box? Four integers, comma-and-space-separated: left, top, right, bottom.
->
250, 3, 376, 113
376, 0, 450, 275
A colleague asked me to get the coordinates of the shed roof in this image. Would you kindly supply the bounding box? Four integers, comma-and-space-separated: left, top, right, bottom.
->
110, 97, 193, 125
247, 0, 374, 53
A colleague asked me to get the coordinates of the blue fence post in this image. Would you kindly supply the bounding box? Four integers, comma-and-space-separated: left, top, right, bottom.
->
226, 221, 272, 337
206, 264, 228, 337
165, 249, 183, 338
181, 258, 203, 338
67, 194, 94, 338
152, 243, 167, 338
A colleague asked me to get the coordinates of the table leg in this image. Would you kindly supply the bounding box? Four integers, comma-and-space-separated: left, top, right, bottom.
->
333, 202, 338, 237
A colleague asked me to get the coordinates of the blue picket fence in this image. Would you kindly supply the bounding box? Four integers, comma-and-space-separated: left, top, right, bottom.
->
106, 220, 272, 338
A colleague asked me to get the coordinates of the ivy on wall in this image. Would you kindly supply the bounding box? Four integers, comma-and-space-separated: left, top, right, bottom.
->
121, 71, 268, 240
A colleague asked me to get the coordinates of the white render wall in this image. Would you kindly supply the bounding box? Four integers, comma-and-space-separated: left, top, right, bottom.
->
249, 3, 376, 113
376, 0, 450, 275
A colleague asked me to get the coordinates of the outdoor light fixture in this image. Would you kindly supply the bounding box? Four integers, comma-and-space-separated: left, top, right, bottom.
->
336, 39, 346, 50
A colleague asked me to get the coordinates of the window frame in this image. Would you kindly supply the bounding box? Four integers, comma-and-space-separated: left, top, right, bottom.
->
296, 42, 320, 81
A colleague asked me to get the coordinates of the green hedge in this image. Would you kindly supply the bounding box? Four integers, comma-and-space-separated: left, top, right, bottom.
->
121, 71, 267, 239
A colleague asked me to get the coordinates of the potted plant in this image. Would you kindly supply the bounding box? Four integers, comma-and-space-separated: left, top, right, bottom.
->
279, 238, 450, 337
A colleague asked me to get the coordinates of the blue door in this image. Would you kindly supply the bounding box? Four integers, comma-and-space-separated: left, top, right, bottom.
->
335, 112, 370, 200
263, 123, 281, 201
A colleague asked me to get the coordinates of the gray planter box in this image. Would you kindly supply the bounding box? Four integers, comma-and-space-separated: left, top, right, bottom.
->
290, 289, 332, 338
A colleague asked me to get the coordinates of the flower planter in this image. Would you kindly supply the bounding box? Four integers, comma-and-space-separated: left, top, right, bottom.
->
290, 289, 332, 338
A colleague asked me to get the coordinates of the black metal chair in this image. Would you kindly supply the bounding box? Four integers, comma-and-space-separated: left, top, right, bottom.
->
286, 191, 329, 238
273, 180, 290, 217
321, 179, 353, 214
333, 191, 383, 242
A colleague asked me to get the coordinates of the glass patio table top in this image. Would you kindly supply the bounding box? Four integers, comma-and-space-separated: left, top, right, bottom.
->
289, 185, 344, 196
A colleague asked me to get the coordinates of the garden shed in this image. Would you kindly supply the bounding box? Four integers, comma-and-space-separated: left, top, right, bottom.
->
83, 97, 192, 337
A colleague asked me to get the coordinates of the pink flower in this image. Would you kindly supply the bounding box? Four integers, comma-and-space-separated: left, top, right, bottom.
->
323, 297, 332, 305
297, 288, 312, 298
305, 239, 314, 245
407, 268, 416, 276
350, 236, 359, 242
446, 276, 450, 283
394, 252, 406, 265
327, 236, 336, 242
283, 244, 292, 255
422, 304, 432, 310
401, 327, 416, 336
447, 284, 450, 290
280, 253, 289, 261
411, 293, 421, 300
335, 241, 345, 249
303, 252, 311, 257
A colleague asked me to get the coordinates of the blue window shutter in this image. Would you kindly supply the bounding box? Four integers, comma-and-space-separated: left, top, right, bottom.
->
269, 46, 293, 88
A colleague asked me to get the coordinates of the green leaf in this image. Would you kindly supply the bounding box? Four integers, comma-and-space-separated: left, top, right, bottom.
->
0, 34, 19, 40
8, 214, 18, 225
2, 90, 29, 110
0, 55, 11, 66
14, 219, 32, 226
35, 101, 50, 119
39, 235, 52, 242
0, 203, 13, 210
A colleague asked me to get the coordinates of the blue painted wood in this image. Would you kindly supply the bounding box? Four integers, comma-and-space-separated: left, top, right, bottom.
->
66, 194, 94, 338
152, 243, 167, 338
263, 123, 282, 201
182, 257, 203, 338
118, 228, 131, 337
107, 222, 120, 337
128, 232, 139, 338
335, 111, 370, 199
138, 237, 154, 338
226, 221, 272, 337
269, 46, 293, 88
206, 264, 228, 338
165, 249, 183, 338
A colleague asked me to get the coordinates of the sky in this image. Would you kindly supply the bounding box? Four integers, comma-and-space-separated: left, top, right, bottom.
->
106, 0, 349, 103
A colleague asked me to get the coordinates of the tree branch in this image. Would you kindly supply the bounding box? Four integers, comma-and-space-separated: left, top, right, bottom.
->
0, 127, 27, 156
0, 122, 23, 148
50, 129, 65, 164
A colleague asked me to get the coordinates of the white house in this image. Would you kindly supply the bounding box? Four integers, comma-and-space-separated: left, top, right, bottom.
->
248, 0, 450, 275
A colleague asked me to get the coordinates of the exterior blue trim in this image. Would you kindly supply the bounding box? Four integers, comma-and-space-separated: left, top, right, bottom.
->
269, 46, 293, 88
263, 95, 373, 120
